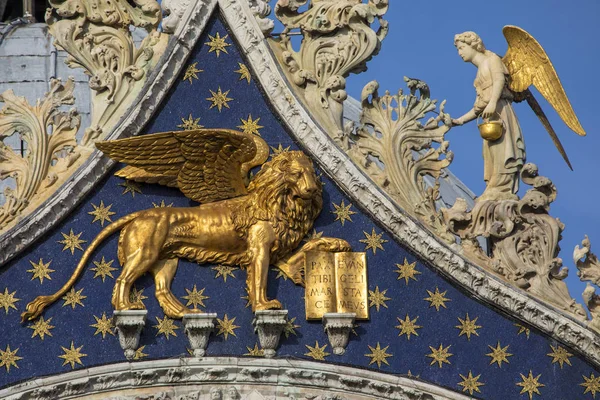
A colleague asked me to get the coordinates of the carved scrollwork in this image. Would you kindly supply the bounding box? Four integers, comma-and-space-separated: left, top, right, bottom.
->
46, 0, 165, 146
348, 78, 455, 243
270, 0, 388, 142
574, 236, 600, 332
0, 78, 81, 231
443, 164, 586, 319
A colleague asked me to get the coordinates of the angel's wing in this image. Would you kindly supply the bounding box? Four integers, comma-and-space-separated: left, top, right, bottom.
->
502, 25, 586, 136
96, 129, 269, 203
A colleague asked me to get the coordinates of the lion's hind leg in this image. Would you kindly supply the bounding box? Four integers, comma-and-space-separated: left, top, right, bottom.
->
151, 258, 200, 319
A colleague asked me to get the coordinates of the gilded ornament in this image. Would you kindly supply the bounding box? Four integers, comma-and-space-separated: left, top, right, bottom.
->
395, 315, 422, 340
129, 286, 148, 306
427, 344, 453, 368
458, 371, 485, 396
134, 345, 148, 360
515, 323, 531, 339
359, 228, 388, 255
183, 62, 204, 84
59, 341, 87, 369
212, 265, 238, 282
235, 63, 251, 83
154, 316, 179, 339
581, 373, 600, 398
29, 316, 55, 340
547, 345, 572, 369
90, 312, 116, 339
395, 259, 421, 285
245, 344, 264, 357
153, 200, 174, 208
238, 114, 264, 136
178, 114, 204, 131
331, 200, 356, 226
516, 370, 544, 400
88, 201, 116, 226
283, 317, 300, 338
216, 314, 239, 340
206, 87, 233, 112
91, 257, 117, 282
486, 341, 512, 367
0, 345, 22, 372
304, 341, 330, 361
364, 342, 392, 368
306, 230, 323, 241
205, 32, 231, 57
424, 287, 450, 311
118, 180, 142, 197
62, 288, 86, 309
27, 259, 55, 284
182, 285, 209, 308
455, 314, 481, 340
22, 129, 349, 322
58, 229, 86, 254
270, 143, 291, 157
0, 288, 19, 314
368, 286, 390, 312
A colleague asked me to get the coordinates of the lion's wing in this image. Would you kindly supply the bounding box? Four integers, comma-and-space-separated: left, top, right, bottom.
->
96, 129, 269, 203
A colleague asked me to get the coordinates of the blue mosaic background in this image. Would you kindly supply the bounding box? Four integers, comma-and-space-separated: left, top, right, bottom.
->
0, 12, 598, 399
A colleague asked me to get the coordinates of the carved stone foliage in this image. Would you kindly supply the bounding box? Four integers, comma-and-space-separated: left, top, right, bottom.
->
0, 78, 81, 231
348, 78, 455, 243
46, 0, 165, 146
443, 163, 586, 319
0, 358, 469, 399
270, 0, 388, 143
574, 237, 600, 332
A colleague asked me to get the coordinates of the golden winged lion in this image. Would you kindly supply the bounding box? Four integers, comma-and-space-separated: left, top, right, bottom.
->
22, 129, 351, 321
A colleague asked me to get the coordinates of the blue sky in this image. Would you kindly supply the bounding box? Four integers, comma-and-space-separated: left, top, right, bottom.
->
268, 0, 600, 305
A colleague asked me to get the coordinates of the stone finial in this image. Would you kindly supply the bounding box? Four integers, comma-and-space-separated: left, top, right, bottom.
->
182, 312, 217, 357
252, 310, 288, 358
323, 313, 356, 355
113, 310, 147, 360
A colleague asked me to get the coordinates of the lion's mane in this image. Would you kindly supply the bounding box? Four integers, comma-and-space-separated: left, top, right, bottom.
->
230, 151, 323, 265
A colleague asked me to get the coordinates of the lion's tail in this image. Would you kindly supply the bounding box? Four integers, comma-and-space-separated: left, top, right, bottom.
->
21, 211, 142, 322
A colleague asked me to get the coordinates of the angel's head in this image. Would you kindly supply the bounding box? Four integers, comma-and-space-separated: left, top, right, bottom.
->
454, 31, 486, 62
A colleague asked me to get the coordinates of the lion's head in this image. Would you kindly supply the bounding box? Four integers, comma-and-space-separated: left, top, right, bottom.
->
232, 151, 323, 262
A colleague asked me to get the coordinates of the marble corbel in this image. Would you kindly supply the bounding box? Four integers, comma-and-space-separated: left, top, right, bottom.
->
253, 310, 288, 358
182, 312, 217, 357
113, 310, 148, 360
323, 313, 356, 355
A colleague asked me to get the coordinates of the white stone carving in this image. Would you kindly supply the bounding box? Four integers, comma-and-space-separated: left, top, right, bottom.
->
0, 358, 471, 399
351, 78, 455, 243
182, 313, 217, 357
270, 0, 388, 143
114, 310, 147, 360
162, 0, 192, 34
574, 236, 600, 332
252, 310, 288, 358
247, 0, 274, 36
322, 313, 355, 355
443, 164, 586, 319
46, 0, 166, 146
0, 78, 81, 231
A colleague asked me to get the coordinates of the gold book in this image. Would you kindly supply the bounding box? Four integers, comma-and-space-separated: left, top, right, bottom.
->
305, 251, 368, 320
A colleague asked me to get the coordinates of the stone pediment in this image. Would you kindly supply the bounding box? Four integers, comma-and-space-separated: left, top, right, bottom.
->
0, 1, 599, 399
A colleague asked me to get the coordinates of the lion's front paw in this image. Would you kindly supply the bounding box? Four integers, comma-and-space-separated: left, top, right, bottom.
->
255, 299, 282, 311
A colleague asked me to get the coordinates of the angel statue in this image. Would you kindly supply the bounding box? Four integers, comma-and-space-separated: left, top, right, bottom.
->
22, 129, 351, 321
451, 26, 586, 202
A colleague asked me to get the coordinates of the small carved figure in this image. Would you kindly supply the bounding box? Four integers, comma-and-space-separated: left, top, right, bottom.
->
209, 388, 223, 400
224, 387, 241, 400
451, 27, 585, 202
22, 129, 351, 321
